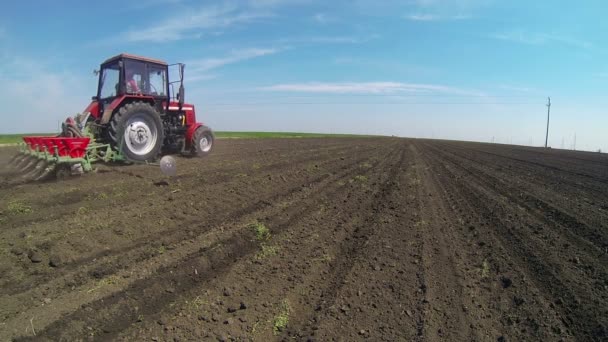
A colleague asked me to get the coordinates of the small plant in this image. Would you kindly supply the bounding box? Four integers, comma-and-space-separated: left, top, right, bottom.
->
87, 275, 119, 293
481, 258, 490, 278
273, 300, 290, 335
256, 244, 279, 259
353, 175, 368, 182
7, 201, 32, 214
305, 164, 319, 172
414, 220, 428, 227
77, 206, 89, 215
361, 162, 372, 168
250, 221, 270, 241
313, 254, 333, 262
189, 295, 208, 309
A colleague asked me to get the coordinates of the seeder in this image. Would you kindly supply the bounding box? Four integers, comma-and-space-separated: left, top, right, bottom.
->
9, 134, 125, 181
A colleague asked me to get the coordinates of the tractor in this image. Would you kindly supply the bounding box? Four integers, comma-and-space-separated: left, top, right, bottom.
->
9, 53, 214, 180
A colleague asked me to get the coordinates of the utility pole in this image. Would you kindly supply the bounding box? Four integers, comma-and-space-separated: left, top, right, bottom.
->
545, 97, 551, 148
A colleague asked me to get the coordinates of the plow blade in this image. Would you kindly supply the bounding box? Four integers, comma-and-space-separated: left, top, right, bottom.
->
18, 157, 38, 172
22, 160, 48, 180
7, 153, 27, 169
7, 152, 25, 166
8, 136, 91, 182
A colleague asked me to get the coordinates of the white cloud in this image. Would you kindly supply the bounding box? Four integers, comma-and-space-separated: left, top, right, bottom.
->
261, 82, 483, 96
124, 0, 182, 10
184, 48, 281, 82
402, 0, 484, 21
406, 14, 438, 21
0, 57, 93, 133
405, 13, 470, 21
313, 12, 336, 24
277, 34, 379, 45
117, 0, 316, 42
307, 36, 363, 44
188, 48, 279, 72
248, 0, 314, 8
490, 30, 592, 49
498, 85, 538, 93
121, 4, 273, 43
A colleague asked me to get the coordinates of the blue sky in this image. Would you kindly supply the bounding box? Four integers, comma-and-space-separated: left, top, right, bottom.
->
1, 0, 607, 151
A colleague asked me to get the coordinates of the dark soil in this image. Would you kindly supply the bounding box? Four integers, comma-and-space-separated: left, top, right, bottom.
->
0, 138, 607, 341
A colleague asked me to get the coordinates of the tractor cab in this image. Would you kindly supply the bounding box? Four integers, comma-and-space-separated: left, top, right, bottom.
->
97, 54, 170, 101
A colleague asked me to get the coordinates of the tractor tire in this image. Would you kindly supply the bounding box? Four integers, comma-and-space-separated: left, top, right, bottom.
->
108, 101, 164, 162
192, 126, 214, 157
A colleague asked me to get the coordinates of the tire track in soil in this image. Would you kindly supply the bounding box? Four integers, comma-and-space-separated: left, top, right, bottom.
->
409, 143, 478, 341
444, 142, 608, 199
0, 141, 368, 231
415, 142, 571, 341
0, 139, 354, 191
420, 142, 608, 341
2, 142, 378, 334
3, 139, 607, 341
428, 143, 608, 255
435, 143, 608, 250
9, 141, 400, 341
283, 142, 408, 340
0, 142, 382, 298
120, 140, 408, 341
443, 142, 608, 181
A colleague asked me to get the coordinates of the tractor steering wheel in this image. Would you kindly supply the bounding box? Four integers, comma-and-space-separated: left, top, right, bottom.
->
149, 83, 159, 95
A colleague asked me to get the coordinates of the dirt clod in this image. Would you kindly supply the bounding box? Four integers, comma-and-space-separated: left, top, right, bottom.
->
28, 251, 43, 263
49, 255, 62, 268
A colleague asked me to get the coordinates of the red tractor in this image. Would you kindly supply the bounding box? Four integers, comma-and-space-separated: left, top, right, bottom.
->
11, 54, 214, 180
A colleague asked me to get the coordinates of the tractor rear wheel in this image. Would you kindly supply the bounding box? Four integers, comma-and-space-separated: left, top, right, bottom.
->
109, 102, 164, 162
192, 126, 214, 157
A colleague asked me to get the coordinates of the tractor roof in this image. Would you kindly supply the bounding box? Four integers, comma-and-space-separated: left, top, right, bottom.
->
102, 53, 168, 66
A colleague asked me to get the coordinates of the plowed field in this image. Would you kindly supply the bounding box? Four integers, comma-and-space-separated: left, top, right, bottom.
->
1, 138, 607, 341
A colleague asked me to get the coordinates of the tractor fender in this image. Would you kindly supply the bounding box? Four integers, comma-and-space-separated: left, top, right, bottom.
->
83, 101, 100, 119
100, 95, 155, 124
185, 123, 203, 149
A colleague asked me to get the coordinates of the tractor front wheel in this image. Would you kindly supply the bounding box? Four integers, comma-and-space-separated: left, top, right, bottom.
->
109, 102, 164, 162
192, 126, 214, 157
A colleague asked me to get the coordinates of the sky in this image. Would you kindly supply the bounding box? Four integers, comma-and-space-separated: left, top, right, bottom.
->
0, 0, 607, 151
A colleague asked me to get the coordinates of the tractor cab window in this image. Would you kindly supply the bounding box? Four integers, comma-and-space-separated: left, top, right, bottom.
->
99, 62, 120, 99
148, 67, 167, 97
124, 60, 145, 94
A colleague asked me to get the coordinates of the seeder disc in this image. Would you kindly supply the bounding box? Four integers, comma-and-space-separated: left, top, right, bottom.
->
14, 155, 31, 170
22, 160, 48, 180
7, 152, 24, 167
34, 163, 58, 181
18, 157, 38, 173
